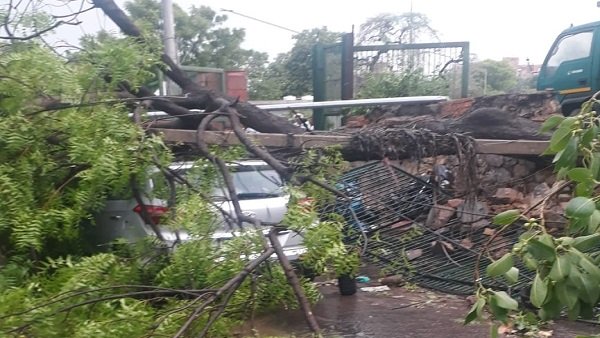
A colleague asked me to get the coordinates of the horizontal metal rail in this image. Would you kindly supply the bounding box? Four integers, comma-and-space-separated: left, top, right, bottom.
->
256, 96, 449, 111
353, 41, 470, 52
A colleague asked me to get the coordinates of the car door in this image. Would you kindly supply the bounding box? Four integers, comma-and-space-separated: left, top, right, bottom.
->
538, 29, 594, 96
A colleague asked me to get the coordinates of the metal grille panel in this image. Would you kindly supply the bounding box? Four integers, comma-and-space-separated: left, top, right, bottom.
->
325, 161, 534, 296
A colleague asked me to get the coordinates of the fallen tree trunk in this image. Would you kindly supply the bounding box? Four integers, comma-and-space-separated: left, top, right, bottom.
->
370, 107, 552, 141
362, 92, 560, 121
346, 92, 560, 140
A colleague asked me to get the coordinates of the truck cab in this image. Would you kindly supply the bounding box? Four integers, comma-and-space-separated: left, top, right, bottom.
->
537, 21, 600, 114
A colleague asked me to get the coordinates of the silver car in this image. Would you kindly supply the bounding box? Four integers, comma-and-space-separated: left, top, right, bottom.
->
92, 160, 305, 260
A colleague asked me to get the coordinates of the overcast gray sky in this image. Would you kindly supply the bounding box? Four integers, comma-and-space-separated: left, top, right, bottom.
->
51, 0, 600, 65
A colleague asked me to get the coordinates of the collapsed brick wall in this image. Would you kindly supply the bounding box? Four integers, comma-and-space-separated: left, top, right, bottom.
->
348, 153, 568, 233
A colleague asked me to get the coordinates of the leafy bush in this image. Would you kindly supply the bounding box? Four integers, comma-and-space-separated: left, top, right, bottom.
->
356, 70, 449, 99
467, 96, 600, 326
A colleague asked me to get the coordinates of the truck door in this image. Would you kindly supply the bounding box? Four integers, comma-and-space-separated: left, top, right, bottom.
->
538, 30, 594, 100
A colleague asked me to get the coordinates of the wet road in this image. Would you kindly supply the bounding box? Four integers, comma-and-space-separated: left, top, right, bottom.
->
239, 285, 599, 338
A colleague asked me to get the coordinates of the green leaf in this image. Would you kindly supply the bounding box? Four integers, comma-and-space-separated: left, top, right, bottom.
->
588, 210, 600, 233
489, 296, 509, 323
527, 237, 556, 262
519, 230, 536, 241
581, 126, 597, 147
556, 281, 578, 309
559, 116, 579, 129
572, 233, 600, 252
570, 264, 600, 304
538, 295, 562, 320
548, 254, 571, 281
486, 253, 513, 277
555, 136, 579, 170
582, 277, 600, 305
552, 148, 565, 163
492, 209, 521, 226
579, 303, 596, 321
565, 197, 597, 218
548, 119, 576, 152
540, 114, 565, 133
492, 291, 519, 310
579, 254, 600, 280
539, 233, 555, 247
569, 216, 590, 234
591, 152, 600, 180
568, 168, 594, 183
522, 254, 539, 270
464, 298, 485, 325
503, 266, 519, 285
567, 300, 581, 320
575, 182, 594, 197
530, 273, 548, 307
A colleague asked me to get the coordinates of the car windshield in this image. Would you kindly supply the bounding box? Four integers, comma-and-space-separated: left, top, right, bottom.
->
150, 163, 285, 201
212, 166, 284, 199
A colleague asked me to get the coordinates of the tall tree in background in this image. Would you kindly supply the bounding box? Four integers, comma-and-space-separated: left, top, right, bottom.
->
248, 52, 286, 100
124, 0, 268, 77
248, 27, 341, 100
470, 59, 519, 96
354, 13, 450, 97
357, 12, 438, 45
282, 28, 341, 97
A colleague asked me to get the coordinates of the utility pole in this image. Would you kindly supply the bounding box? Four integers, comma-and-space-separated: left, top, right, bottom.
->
161, 0, 179, 95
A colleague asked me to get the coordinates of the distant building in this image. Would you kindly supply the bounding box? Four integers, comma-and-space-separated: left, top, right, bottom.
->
502, 57, 540, 80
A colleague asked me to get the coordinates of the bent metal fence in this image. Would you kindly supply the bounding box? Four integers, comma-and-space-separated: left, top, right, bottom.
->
322, 161, 534, 296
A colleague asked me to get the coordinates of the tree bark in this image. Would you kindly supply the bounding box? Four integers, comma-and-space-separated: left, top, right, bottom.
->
373, 107, 551, 140
268, 228, 321, 334
343, 92, 560, 142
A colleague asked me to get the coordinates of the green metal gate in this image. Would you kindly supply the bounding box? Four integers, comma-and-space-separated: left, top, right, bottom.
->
312, 34, 470, 130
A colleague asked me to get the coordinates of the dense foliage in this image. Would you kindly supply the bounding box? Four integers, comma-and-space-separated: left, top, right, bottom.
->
469, 59, 520, 97
249, 27, 342, 100
0, 27, 350, 338
0, 40, 165, 256
356, 70, 449, 99
468, 97, 600, 329
125, 0, 267, 70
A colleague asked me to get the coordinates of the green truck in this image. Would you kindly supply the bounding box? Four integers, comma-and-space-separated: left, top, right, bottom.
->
538, 21, 600, 114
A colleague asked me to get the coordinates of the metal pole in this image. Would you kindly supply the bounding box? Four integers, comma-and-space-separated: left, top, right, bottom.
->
483, 69, 488, 95
312, 43, 326, 130
461, 42, 470, 98
341, 32, 354, 100
257, 96, 449, 111
161, 0, 179, 95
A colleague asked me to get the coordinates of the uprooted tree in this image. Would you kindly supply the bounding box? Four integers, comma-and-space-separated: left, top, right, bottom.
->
2, 0, 595, 336
0, 0, 361, 336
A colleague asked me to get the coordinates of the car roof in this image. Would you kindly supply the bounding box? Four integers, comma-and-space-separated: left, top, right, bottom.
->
560, 21, 600, 35
168, 159, 269, 170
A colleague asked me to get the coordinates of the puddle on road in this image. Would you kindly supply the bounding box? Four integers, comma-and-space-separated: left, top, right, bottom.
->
234, 288, 372, 337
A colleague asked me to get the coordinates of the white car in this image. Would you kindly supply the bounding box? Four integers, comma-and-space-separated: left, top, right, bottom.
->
91, 160, 305, 260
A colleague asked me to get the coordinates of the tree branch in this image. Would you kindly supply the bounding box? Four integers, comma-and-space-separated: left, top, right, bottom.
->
93, 0, 305, 134
268, 228, 320, 334
0, 20, 81, 41
172, 247, 275, 338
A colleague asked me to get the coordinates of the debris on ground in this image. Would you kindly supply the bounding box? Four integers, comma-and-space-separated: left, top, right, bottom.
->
360, 285, 391, 292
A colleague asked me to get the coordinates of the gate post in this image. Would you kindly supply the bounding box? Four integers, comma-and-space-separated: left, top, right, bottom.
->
312, 43, 327, 130
341, 32, 354, 100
